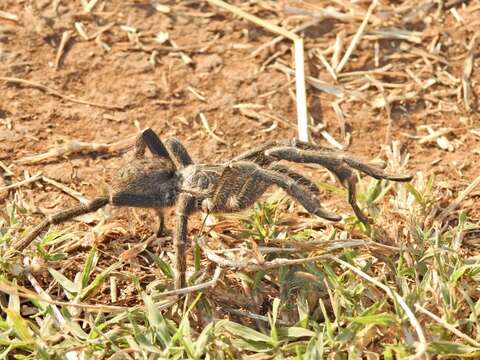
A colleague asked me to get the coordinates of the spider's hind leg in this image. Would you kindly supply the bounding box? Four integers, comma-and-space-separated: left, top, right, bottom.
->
14, 197, 110, 252
135, 128, 171, 159
164, 138, 194, 168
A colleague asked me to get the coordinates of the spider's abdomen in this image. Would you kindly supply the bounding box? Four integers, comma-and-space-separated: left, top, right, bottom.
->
111, 157, 178, 208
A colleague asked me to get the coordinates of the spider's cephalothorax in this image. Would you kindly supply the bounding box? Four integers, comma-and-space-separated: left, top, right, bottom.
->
15, 129, 413, 289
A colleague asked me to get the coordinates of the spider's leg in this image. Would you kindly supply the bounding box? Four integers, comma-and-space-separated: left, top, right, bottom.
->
155, 209, 165, 237
210, 162, 341, 221
269, 164, 321, 196
164, 138, 194, 168
173, 193, 195, 289
14, 197, 109, 251
231, 141, 279, 166
135, 128, 171, 159
265, 147, 412, 223
342, 157, 413, 182
267, 146, 412, 181
111, 192, 174, 208
208, 164, 270, 212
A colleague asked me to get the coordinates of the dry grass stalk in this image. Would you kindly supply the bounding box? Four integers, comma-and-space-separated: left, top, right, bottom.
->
82, 0, 99, 13
273, 63, 344, 97
328, 255, 427, 360
332, 101, 347, 142
187, 86, 207, 102
0, 173, 42, 192
0, 160, 14, 176
206, 0, 309, 141
332, 31, 345, 69
110, 276, 117, 303
319, 128, 344, 150
250, 19, 321, 57
336, 0, 378, 74
415, 304, 480, 347
74, 22, 89, 40
0, 280, 127, 313
88, 23, 115, 41
437, 174, 480, 222
0, 77, 126, 110
462, 32, 479, 112
315, 50, 338, 80
154, 267, 222, 299
26, 272, 64, 323
54, 30, 73, 70
16, 136, 136, 164
367, 75, 392, 143
169, 39, 193, 65
199, 112, 228, 145
41, 176, 88, 204
0, 10, 19, 21
370, 28, 423, 44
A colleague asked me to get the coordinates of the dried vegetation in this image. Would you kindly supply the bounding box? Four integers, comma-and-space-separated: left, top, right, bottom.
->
0, 0, 480, 358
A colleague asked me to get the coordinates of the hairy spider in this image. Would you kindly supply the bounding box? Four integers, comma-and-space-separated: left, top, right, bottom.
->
14, 128, 412, 288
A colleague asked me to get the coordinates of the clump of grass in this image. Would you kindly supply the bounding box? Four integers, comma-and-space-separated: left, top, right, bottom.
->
1, 168, 479, 358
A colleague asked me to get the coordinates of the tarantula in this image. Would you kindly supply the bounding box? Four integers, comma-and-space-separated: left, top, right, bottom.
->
14, 128, 412, 289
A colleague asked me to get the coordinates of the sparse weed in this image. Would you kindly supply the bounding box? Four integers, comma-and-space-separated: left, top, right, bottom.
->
0, 171, 479, 359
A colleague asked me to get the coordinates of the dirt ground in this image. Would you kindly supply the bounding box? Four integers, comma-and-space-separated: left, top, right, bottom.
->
1, 1, 479, 271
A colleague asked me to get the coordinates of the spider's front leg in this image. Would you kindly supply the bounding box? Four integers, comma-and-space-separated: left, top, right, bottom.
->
265, 146, 413, 223
173, 193, 195, 289
208, 162, 341, 221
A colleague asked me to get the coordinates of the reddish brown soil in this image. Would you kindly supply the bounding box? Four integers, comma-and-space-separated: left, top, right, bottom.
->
0, 0, 479, 241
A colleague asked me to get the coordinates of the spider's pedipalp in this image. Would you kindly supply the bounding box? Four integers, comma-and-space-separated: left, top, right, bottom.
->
265, 146, 413, 182
265, 146, 413, 224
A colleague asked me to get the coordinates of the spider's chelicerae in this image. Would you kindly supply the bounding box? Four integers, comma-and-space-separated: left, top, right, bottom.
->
15, 128, 412, 288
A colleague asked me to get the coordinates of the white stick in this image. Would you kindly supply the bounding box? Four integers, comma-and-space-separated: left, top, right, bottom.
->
336, 0, 378, 74
207, 0, 309, 141
294, 39, 309, 141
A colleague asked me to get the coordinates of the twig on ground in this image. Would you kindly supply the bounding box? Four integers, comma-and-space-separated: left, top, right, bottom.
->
199, 113, 228, 145
0, 77, 127, 110
462, 32, 479, 111
336, 0, 378, 74
54, 30, 73, 70
327, 255, 427, 360
415, 304, 480, 347
154, 267, 222, 298
206, 0, 309, 141
0, 173, 42, 192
